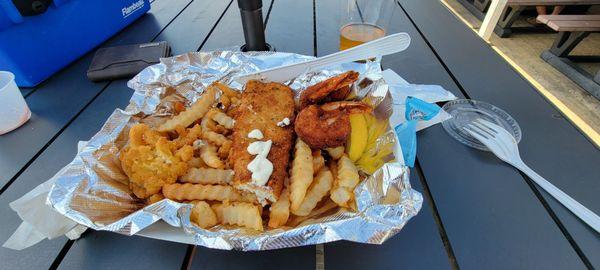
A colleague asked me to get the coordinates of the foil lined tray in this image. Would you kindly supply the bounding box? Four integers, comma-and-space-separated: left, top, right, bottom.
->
47, 51, 422, 251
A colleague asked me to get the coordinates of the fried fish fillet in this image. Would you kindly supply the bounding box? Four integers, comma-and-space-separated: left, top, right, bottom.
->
231, 80, 295, 204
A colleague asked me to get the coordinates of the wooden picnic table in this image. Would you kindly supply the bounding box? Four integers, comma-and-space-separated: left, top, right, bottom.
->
1, 0, 598, 269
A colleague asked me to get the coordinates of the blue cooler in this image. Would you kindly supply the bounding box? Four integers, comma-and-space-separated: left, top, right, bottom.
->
0, 0, 150, 87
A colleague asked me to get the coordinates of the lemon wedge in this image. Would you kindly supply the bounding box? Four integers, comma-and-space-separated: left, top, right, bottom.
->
346, 113, 368, 161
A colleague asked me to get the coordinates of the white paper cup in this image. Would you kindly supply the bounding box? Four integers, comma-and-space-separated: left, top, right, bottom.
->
0, 71, 31, 135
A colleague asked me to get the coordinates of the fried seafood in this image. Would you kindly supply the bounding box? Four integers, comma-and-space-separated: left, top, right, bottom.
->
299, 71, 358, 108
120, 127, 189, 199
231, 80, 295, 204
294, 101, 372, 149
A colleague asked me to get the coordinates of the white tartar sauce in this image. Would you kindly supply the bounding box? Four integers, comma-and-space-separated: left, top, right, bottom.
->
276, 117, 290, 127
246, 140, 273, 186
247, 129, 264, 139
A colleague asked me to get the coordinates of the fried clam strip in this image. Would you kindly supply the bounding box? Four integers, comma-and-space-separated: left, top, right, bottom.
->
268, 187, 290, 228
212, 202, 263, 231
162, 183, 257, 203
190, 201, 218, 229
157, 87, 217, 132
330, 155, 360, 207
293, 166, 334, 216
180, 168, 234, 185
172, 124, 203, 149
289, 139, 314, 212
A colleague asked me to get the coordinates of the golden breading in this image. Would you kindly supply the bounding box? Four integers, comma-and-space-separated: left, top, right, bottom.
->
120, 136, 188, 199
231, 80, 295, 204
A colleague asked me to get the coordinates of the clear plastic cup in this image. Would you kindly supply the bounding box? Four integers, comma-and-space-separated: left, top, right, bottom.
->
0, 71, 31, 135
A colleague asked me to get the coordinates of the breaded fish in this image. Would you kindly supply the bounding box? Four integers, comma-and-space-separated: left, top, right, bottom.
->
231, 80, 295, 204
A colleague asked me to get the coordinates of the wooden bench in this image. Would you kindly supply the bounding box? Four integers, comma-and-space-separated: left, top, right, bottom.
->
494, 0, 600, 37
471, 0, 599, 39
538, 14, 600, 99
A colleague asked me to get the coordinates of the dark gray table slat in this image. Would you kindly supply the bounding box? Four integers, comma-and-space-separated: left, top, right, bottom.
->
315, 2, 452, 269
191, 247, 315, 270
265, 0, 314, 56
0, 0, 193, 191
58, 232, 189, 270
0, 0, 194, 269
399, 0, 600, 267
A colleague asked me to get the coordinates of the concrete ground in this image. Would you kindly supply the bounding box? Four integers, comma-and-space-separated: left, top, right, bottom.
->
440, 0, 600, 143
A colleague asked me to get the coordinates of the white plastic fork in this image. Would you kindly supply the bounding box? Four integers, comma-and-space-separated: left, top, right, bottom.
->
464, 118, 600, 233
233, 32, 411, 84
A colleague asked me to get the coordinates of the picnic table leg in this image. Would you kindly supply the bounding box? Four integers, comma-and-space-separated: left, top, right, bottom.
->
478, 0, 507, 41
548, 31, 590, 58
473, 0, 491, 12
495, 6, 524, 37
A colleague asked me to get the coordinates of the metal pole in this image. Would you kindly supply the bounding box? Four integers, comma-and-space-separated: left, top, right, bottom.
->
238, 0, 268, 51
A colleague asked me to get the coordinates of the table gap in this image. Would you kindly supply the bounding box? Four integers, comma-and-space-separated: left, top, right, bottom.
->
414, 159, 459, 269
518, 170, 593, 268
263, 0, 276, 29
48, 240, 74, 270
195, 0, 234, 52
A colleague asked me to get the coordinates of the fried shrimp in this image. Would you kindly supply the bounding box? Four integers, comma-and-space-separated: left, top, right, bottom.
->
294, 101, 372, 149
299, 71, 359, 109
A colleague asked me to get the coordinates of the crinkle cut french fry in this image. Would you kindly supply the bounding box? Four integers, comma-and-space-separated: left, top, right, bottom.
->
212, 202, 263, 231
158, 87, 216, 132
202, 130, 229, 146
187, 157, 206, 168
336, 155, 360, 188
207, 108, 235, 129
289, 139, 314, 212
312, 150, 325, 175
163, 183, 251, 202
325, 146, 345, 160
268, 188, 290, 228
287, 199, 338, 227
200, 143, 224, 169
330, 155, 360, 207
293, 166, 333, 216
213, 82, 241, 99
146, 193, 165, 205
190, 201, 218, 229
330, 187, 352, 207
180, 167, 234, 185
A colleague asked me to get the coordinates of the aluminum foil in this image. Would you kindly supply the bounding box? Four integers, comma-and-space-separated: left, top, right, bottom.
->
47, 51, 422, 251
